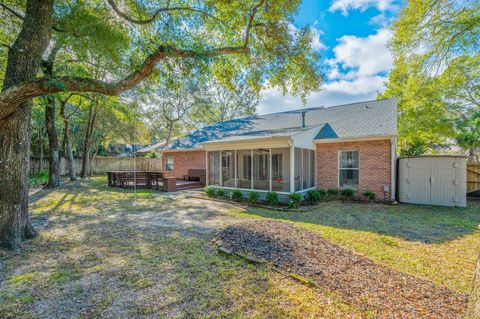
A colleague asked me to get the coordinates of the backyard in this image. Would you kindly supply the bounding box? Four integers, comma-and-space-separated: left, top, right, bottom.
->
0, 177, 479, 318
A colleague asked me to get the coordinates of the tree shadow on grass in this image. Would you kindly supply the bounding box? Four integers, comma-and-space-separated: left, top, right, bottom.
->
242, 200, 480, 243
0, 209, 365, 319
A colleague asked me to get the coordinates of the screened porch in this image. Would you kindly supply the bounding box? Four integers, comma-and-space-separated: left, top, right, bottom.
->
206, 147, 315, 193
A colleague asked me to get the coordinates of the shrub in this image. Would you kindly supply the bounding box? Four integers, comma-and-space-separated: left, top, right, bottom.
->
248, 191, 259, 204
327, 188, 338, 197
216, 188, 225, 197
318, 188, 327, 200
341, 188, 356, 200
265, 191, 279, 206
230, 189, 243, 202
144, 152, 159, 158
288, 192, 303, 208
363, 190, 376, 202
305, 189, 321, 204
204, 187, 215, 198
29, 170, 48, 188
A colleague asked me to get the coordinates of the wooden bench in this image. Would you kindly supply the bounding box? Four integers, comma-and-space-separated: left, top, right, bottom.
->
183, 169, 206, 183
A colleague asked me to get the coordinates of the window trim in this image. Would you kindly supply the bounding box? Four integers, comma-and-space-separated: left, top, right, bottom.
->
338, 150, 360, 189
166, 155, 174, 171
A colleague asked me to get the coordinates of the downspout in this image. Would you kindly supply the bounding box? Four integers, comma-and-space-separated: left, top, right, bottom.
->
390, 138, 397, 201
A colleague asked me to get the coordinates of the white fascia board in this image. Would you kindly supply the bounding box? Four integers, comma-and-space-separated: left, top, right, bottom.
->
313, 135, 397, 144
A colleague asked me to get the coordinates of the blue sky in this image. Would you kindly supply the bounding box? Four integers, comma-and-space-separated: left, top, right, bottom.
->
258, 0, 401, 114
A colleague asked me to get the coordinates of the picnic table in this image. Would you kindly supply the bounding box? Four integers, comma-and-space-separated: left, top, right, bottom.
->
107, 171, 163, 190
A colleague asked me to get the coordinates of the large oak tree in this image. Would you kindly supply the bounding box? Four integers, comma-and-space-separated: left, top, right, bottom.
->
0, 0, 322, 250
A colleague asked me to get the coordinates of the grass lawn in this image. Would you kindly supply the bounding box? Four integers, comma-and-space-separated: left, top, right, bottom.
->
0, 177, 478, 318
240, 200, 480, 294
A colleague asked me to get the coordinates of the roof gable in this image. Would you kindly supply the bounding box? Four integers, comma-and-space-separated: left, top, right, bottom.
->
315, 123, 338, 140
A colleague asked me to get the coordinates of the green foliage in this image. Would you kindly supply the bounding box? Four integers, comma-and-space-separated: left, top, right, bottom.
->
341, 188, 356, 200
327, 188, 338, 197
288, 193, 303, 208
144, 152, 159, 158
381, 0, 479, 155
230, 189, 243, 202
363, 191, 376, 202
318, 189, 327, 200
305, 189, 323, 205
455, 112, 480, 161
399, 137, 429, 157
265, 191, 280, 207
216, 189, 225, 197
29, 171, 48, 188
248, 191, 259, 204
204, 187, 215, 198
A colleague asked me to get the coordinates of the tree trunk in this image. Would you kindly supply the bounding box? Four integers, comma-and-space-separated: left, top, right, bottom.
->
39, 125, 44, 171
467, 254, 480, 319
60, 100, 76, 181
0, 0, 53, 251
43, 46, 61, 188
45, 96, 60, 187
81, 103, 97, 178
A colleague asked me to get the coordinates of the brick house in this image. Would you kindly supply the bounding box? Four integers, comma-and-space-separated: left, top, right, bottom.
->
152, 99, 397, 200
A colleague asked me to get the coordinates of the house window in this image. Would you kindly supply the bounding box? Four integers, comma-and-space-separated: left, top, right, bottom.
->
339, 151, 359, 188
166, 155, 174, 171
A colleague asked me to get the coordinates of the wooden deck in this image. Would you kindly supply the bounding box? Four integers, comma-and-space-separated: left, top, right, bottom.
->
107, 171, 203, 191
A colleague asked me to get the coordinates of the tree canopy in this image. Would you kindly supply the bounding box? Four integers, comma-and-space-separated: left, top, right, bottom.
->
380, 0, 479, 156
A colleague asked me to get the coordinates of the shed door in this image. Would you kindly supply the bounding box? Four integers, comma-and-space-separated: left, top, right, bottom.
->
430, 158, 456, 206
408, 158, 431, 205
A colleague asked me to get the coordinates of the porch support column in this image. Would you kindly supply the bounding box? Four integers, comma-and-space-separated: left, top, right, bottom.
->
234, 150, 237, 188
219, 150, 222, 187
205, 151, 209, 186
251, 149, 254, 189
269, 148, 272, 191
290, 143, 295, 193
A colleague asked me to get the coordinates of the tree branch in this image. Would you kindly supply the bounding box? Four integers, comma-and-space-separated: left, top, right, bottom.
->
0, 45, 249, 120
107, 0, 232, 29
244, 0, 265, 46
0, 2, 24, 20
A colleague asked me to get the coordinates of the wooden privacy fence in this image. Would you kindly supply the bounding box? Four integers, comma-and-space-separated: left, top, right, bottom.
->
30, 157, 163, 176
467, 161, 480, 194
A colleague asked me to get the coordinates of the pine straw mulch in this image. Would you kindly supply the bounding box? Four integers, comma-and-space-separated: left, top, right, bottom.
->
215, 220, 468, 319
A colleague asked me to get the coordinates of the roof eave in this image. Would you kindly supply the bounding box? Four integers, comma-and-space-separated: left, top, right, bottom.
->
314, 135, 397, 143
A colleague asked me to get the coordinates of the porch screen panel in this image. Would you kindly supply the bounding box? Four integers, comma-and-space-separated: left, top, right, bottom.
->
236, 150, 252, 189
221, 150, 235, 187
208, 151, 220, 186
253, 149, 270, 190
271, 148, 290, 192
303, 149, 310, 189
294, 148, 303, 191
310, 150, 315, 187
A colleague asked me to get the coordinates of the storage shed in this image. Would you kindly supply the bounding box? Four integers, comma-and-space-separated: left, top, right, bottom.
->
398, 155, 467, 207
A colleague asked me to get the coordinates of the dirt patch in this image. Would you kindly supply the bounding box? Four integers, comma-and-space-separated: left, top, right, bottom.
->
216, 220, 468, 319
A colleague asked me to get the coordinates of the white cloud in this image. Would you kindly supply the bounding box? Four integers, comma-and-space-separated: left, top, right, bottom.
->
369, 13, 394, 27
288, 23, 326, 51
258, 29, 392, 115
329, 0, 395, 15
328, 28, 392, 79
258, 75, 387, 114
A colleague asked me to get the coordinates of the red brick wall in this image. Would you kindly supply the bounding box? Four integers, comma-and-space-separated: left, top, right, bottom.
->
162, 150, 206, 178
315, 139, 393, 199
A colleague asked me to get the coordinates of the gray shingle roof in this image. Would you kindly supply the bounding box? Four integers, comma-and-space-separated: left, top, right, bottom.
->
163, 98, 397, 150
